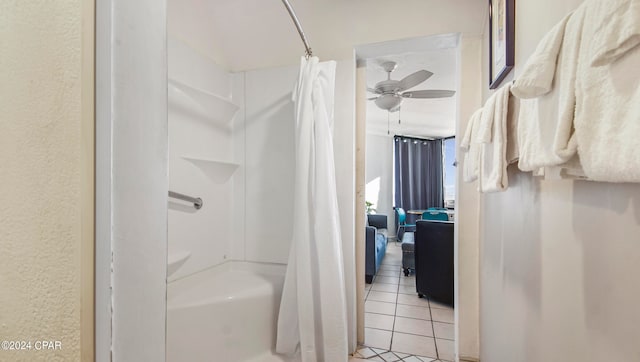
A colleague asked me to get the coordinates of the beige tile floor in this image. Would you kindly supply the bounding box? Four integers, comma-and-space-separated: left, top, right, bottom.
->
353, 240, 455, 362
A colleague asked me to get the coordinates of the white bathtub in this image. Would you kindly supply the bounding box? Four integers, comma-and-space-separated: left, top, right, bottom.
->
167, 261, 298, 362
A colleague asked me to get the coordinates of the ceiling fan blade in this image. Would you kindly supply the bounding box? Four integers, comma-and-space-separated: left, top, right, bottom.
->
398, 70, 433, 91
367, 87, 382, 94
367, 97, 379, 101
401, 90, 456, 99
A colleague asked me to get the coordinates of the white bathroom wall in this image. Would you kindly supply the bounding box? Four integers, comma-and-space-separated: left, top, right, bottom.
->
232, 59, 357, 350
231, 73, 247, 261
167, 36, 237, 280
240, 64, 298, 264
478, 0, 640, 361
233, 60, 356, 267
166, 41, 356, 287
168, 38, 231, 98
365, 134, 396, 237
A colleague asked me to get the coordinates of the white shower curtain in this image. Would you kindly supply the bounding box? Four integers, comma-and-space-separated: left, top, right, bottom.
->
276, 57, 348, 362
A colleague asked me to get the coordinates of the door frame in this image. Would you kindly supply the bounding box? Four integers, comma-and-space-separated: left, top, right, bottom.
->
95, 1, 169, 361
353, 33, 476, 360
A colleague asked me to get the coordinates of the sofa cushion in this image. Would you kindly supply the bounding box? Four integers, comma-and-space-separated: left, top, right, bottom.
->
366, 225, 387, 283
375, 232, 387, 273
376, 233, 386, 251
367, 214, 388, 230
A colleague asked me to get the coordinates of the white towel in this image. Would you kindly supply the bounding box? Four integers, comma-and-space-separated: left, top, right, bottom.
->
516, 97, 580, 172
543, 156, 588, 180
574, 0, 640, 182
515, 8, 585, 172
590, 0, 640, 66
460, 108, 483, 183
476, 91, 497, 144
505, 93, 520, 164
511, 13, 572, 99
480, 83, 512, 193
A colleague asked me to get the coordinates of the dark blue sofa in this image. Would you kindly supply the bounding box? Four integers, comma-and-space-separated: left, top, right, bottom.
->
365, 214, 388, 284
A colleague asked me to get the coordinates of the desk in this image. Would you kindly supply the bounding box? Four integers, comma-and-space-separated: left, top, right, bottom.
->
407, 209, 426, 215
407, 209, 455, 221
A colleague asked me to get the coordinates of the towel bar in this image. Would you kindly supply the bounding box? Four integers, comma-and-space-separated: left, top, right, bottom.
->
168, 191, 203, 210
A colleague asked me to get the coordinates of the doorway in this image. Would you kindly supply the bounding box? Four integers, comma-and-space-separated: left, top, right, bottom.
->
354, 34, 465, 362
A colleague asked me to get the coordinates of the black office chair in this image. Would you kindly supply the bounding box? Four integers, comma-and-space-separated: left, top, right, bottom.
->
414, 220, 454, 306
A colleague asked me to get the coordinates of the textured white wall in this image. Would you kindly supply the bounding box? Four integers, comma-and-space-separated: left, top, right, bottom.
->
95, 0, 111, 359
0, 1, 83, 360
479, 0, 640, 361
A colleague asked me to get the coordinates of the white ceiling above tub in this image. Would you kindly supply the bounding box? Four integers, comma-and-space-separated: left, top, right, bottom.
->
167, 0, 487, 72
365, 48, 458, 139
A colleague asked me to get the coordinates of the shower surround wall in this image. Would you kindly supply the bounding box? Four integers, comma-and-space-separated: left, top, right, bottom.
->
230, 66, 298, 263
167, 34, 355, 324
167, 36, 356, 353
168, 37, 236, 280
231, 63, 357, 350
167, 42, 306, 276
231, 62, 355, 266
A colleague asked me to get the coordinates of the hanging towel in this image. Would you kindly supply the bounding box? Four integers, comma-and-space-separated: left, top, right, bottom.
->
505, 93, 520, 164
544, 161, 588, 180
515, 8, 585, 172
476, 91, 497, 144
460, 108, 483, 183
516, 96, 580, 173
573, 1, 640, 182
480, 83, 512, 193
511, 12, 572, 99
590, 0, 640, 66
276, 57, 348, 362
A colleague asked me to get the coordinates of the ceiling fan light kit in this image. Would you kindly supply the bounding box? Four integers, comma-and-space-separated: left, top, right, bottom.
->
374, 94, 403, 111
368, 61, 456, 112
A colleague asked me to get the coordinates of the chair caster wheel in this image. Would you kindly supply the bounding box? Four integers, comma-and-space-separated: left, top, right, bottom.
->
418, 293, 424, 298
403, 269, 409, 276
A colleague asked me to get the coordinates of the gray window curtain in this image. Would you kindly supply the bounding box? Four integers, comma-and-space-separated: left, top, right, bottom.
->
394, 136, 444, 211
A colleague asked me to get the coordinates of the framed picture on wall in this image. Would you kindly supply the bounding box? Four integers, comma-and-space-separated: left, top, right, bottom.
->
489, 0, 515, 89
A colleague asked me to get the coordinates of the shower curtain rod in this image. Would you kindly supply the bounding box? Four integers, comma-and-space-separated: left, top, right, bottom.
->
281, 0, 313, 57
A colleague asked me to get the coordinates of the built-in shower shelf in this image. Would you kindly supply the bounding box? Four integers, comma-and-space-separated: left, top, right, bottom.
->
168, 251, 191, 278
182, 156, 239, 184
168, 78, 239, 126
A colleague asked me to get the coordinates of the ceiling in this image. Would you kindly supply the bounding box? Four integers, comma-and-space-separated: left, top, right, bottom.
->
168, 0, 487, 72
365, 48, 458, 139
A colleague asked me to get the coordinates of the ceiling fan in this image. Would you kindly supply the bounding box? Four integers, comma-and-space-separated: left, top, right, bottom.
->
367, 61, 456, 112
